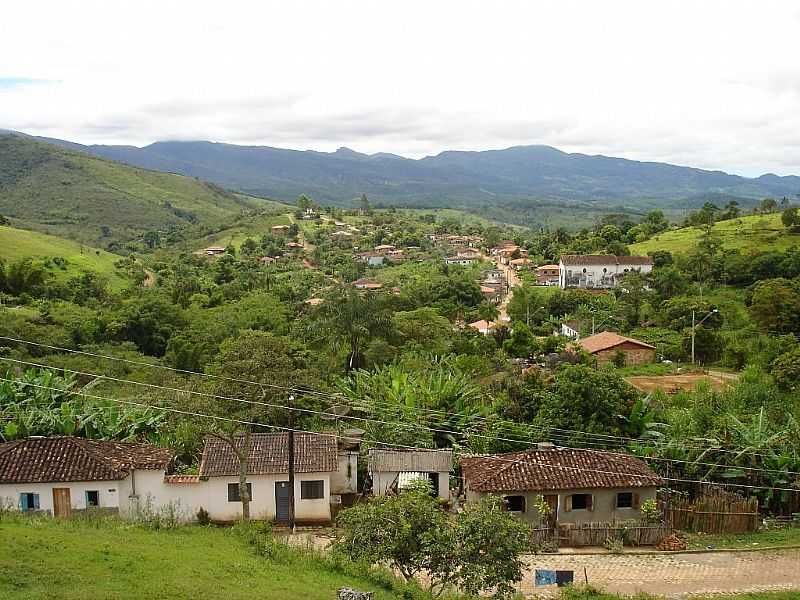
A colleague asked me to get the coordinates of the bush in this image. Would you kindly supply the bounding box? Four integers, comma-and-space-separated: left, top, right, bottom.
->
196, 507, 211, 526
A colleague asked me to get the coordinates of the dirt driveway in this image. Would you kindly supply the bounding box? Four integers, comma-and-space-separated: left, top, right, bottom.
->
626, 372, 737, 395
520, 549, 800, 597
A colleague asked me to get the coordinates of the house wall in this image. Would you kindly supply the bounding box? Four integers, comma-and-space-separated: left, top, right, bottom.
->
373, 471, 450, 499
120, 470, 332, 523
465, 486, 657, 525
593, 343, 655, 366
331, 451, 358, 495
0, 479, 127, 513
559, 261, 653, 289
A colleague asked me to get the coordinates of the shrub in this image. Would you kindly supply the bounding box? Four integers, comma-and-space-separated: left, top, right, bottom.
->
196, 507, 211, 526
640, 498, 661, 523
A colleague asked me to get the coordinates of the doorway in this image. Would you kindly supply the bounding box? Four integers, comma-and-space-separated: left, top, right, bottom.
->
275, 481, 289, 523
52, 488, 72, 518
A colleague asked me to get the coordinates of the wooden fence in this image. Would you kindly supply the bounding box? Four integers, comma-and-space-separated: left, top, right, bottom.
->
531, 521, 671, 548
663, 494, 759, 534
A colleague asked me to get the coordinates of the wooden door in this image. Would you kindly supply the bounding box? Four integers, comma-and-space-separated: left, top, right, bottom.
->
52, 488, 72, 518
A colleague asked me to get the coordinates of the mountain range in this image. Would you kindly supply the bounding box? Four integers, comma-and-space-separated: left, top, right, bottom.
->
26, 134, 800, 211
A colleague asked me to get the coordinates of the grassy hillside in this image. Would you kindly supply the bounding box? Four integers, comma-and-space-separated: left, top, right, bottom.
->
193, 211, 293, 251
0, 517, 411, 600
630, 213, 800, 255
0, 134, 261, 249
0, 225, 126, 288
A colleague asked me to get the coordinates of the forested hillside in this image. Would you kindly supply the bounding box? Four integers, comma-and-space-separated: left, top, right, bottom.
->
0, 135, 265, 249
37, 135, 800, 214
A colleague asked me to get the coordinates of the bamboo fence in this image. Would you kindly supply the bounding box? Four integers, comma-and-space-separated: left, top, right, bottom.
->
664, 494, 759, 533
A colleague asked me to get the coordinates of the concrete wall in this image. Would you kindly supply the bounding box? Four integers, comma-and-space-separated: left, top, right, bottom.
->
331, 451, 358, 495
465, 486, 657, 525
0, 479, 127, 514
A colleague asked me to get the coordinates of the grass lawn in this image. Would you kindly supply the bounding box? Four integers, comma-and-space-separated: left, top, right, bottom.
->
0, 225, 126, 288
0, 517, 411, 600
685, 527, 800, 550
630, 213, 800, 256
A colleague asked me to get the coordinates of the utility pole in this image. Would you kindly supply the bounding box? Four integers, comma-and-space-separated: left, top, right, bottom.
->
287, 394, 296, 532
691, 310, 696, 366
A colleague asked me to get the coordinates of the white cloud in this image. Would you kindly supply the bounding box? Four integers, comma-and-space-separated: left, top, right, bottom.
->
1, 0, 799, 175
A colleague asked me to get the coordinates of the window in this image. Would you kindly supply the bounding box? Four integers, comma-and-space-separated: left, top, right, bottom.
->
616, 492, 633, 508
19, 493, 40, 511
569, 493, 592, 510
300, 480, 325, 500
503, 495, 526, 512
227, 483, 252, 502
86, 490, 100, 507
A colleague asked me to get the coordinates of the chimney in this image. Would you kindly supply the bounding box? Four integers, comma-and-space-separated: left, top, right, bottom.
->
537, 442, 556, 450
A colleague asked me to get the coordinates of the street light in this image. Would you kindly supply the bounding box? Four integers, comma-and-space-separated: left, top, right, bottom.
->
691, 309, 718, 366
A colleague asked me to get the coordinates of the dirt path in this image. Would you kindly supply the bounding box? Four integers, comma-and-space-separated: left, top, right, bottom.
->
495, 257, 520, 325
520, 549, 800, 598
142, 268, 156, 288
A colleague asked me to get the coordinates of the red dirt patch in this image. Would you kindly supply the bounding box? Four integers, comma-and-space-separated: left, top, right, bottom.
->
625, 371, 737, 394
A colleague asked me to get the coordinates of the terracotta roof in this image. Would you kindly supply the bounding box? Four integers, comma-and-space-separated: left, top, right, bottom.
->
352, 278, 383, 289
460, 448, 662, 493
537, 264, 560, 270
560, 254, 653, 266
0, 437, 173, 484
468, 319, 495, 331
164, 474, 201, 484
576, 331, 655, 354
198, 432, 337, 477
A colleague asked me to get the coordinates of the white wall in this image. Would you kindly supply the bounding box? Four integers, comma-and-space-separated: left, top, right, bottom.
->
331, 451, 358, 495
0, 479, 126, 513
124, 470, 333, 523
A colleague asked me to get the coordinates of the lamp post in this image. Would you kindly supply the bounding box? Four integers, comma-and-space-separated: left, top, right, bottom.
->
691, 309, 718, 366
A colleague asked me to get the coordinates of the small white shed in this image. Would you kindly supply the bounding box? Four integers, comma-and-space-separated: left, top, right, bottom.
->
368, 449, 453, 500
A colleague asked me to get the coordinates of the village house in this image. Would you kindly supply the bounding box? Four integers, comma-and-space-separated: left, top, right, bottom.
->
352, 278, 383, 291
480, 285, 502, 304
468, 319, 495, 335
0, 437, 173, 517
368, 449, 452, 499
536, 264, 560, 286
285, 241, 304, 252
202, 246, 226, 257
259, 256, 277, 265
445, 255, 476, 266
373, 244, 396, 252
559, 255, 653, 289
0, 434, 359, 524
356, 251, 386, 267
559, 320, 582, 340
572, 331, 656, 366
271, 225, 291, 236
460, 445, 662, 526
509, 257, 532, 271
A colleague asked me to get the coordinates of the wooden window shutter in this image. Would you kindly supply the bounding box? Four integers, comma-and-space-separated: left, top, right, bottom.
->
632, 493, 640, 509
19, 494, 28, 511
586, 494, 593, 511
564, 495, 572, 512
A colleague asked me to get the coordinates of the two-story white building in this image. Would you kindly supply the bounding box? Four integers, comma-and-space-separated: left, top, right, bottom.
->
559, 255, 653, 289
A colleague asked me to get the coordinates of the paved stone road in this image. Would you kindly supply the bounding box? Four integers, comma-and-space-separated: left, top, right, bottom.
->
520, 550, 800, 598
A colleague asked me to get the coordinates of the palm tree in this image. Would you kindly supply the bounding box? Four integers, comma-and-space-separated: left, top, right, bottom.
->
311, 286, 394, 370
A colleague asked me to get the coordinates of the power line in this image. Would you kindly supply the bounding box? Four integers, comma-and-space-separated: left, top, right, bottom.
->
4, 375, 799, 493
0, 334, 778, 458
3, 358, 799, 481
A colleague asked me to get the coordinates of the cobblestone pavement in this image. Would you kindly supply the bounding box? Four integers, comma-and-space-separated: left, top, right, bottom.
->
520, 550, 800, 598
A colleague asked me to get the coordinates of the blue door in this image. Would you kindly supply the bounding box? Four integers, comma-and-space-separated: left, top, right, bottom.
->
275, 481, 289, 523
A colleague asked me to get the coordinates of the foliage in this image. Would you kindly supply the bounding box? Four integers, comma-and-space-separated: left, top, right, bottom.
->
333, 480, 530, 598
639, 498, 661, 523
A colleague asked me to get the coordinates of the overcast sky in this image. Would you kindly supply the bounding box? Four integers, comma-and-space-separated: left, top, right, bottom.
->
2, 0, 799, 175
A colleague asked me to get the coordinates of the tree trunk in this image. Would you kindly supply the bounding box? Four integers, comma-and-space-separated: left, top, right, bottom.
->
238, 430, 251, 521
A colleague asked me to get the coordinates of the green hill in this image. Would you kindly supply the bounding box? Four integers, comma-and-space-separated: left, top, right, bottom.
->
630, 213, 800, 255
0, 225, 126, 288
0, 134, 262, 249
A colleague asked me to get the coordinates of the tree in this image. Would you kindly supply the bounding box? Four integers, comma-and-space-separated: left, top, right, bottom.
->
771, 346, 800, 391
760, 198, 778, 214
393, 308, 452, 352
720, 200, 740, 221
359, 193, 372, 215
749, 278, 800, 335
312, 286, 394, 370
297, 194, 312, 211
143, 231, 161, 249
332, 480, 530, 599
188, 331, 321, 521
781, 207, 800, 231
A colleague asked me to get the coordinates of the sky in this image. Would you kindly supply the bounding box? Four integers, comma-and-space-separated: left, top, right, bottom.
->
2, 0, 799, 176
